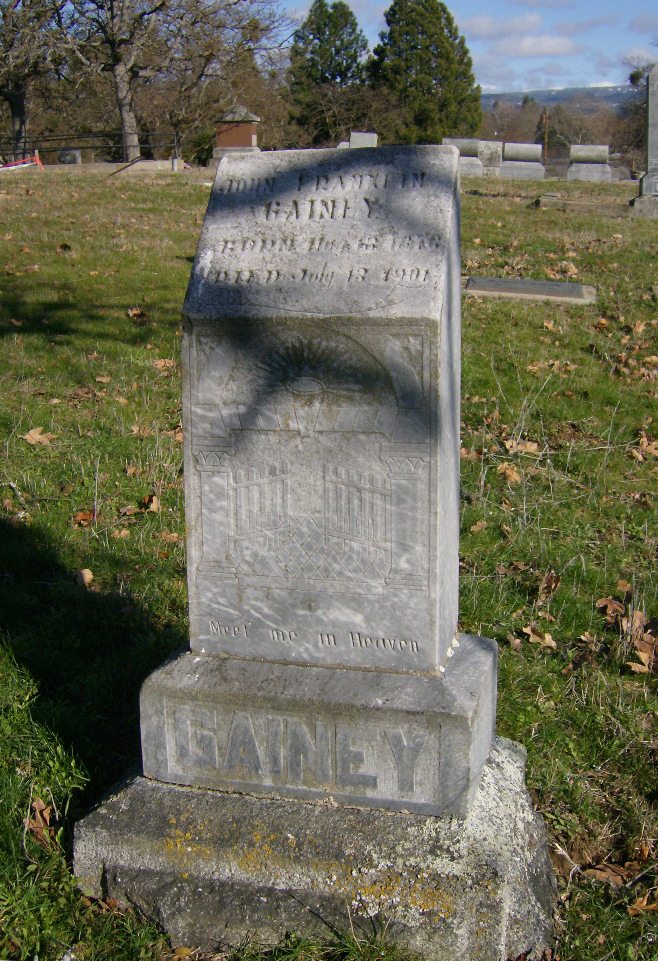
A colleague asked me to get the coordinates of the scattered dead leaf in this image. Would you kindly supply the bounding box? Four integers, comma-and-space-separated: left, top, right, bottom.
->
23, 798, 56, 850
506, 632, 522, 651
112, 528, 131, 540
583, 863, 630, 887
504, 438, 540, 455
154, 358, 176, 374
141, 494, 160, 513
538, 570, 560, 603
131, 424, 153, 437
72, 509, 96, 527
23, 426, 56, 446
522, 623, 556, 649
470, 519, 488, 533
95, 375, 112, 384
497, 462, 521, 484
74, 569, 94, 588
628, 892, 658, 916
159, 530, 180, 543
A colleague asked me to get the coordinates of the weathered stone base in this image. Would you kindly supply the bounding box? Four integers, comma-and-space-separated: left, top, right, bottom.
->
567, 163, 612, 182
630, 194, 658, 218
499, 161, 545, 181
74, 738, 555, 960
140, 635, 497, 818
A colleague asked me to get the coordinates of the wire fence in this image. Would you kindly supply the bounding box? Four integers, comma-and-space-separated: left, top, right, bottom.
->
0, 130, 185, 164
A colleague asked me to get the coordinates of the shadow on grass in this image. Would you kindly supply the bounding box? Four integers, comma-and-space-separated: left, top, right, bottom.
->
0, 517, 185, 803
0, 272, 180, 347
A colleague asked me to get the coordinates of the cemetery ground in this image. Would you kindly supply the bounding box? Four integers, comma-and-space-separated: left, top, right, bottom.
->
0, 169, 656, 961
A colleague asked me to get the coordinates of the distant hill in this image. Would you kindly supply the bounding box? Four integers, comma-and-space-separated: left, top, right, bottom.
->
481, 85, 642, 114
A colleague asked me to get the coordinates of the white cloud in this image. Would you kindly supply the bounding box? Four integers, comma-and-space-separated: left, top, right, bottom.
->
556, 16, 616, 37
507, 0, 574, 8
462, 13, 542, 41
490, 35, 582, 58
472, 52, 520, 90
629, 15, 658, 36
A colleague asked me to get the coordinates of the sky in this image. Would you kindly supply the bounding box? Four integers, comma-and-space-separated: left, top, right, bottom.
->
289, 0, 658, 93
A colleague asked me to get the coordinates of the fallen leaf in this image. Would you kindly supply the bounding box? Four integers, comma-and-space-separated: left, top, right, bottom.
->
23, 798, 56, 849
141, 494, 160, 512
164, 427, 184, 443
125, 464, 138, 476
119, 505, 138, 516
131, 424, 153, 437
628, 892, 658, 916
112, 528, 130, 539
497, 462, 521, 484
470, 519, 488, 533
8, 318, 22, 327
617, 579, 632, 593
522, 623, 556, 649
23, 427, 56, 446
173, 949, 194, 958
128, 306, 147, 319
538, 570, 560, 602
74, 569, 94, 587
72, 510, 95, 527
506, 632, 522, 651
95, 375, 112, 384
460, 447, 481, 460
159, 530, 180, 543
583, 863, 630, 887
154, 358, 176, 373
504, 438, 539, 455
596, 597, 625, 620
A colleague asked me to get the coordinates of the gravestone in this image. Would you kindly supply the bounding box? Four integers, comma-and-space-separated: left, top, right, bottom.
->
58, 148, 82, 164
631, 64, 658, 217
500, 142, 545, 180
567, 144, 611, 182
477, 139, 503, 176
74, 146, 555, 959
442, 138, 483, 176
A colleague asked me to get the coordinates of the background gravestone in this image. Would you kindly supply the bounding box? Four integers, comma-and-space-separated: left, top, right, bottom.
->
567, 144, 612, 182
631, 64, 658, 216
75, 146, 555, 959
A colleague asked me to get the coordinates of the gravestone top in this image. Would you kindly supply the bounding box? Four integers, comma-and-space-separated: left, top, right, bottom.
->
182, 146, 461, 674
185, 147, 458, 323
570, 144, 609, 163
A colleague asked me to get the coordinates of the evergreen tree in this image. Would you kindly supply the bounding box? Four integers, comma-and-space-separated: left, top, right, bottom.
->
371, 0, 480, 144
288, 0, 368, 144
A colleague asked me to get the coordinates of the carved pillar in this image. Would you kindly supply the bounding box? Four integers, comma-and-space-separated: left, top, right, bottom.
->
195, 448, 237, 575
381, 444, 429, 589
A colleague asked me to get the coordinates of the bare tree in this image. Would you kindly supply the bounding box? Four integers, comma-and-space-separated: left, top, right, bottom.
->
0, 0, 66, 158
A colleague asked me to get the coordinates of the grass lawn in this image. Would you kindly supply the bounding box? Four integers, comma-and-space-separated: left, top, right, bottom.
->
0, 168, 656, 961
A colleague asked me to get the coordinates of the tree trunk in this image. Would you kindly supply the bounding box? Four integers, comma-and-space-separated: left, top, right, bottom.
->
113, 61, 141, 161
5, 88, 29, 160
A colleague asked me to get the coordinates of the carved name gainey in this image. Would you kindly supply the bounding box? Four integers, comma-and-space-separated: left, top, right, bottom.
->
167, 701, 438, 802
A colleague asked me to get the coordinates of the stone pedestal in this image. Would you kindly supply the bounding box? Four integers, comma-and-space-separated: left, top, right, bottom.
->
75, 738, 555, 960
500, 161, 545, 181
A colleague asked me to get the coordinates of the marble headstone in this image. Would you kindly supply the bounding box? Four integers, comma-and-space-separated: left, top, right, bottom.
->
74, 146, 555, 957
140, 146, 497, 817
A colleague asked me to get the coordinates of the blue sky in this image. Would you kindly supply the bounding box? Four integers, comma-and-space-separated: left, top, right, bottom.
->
289, 1, 658, 92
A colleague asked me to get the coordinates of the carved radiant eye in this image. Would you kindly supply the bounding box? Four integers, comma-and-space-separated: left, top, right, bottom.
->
287, 377, 324, 395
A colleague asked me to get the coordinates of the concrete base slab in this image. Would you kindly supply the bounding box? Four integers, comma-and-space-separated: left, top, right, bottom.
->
499, 161, 545, 181
630, 195, 658, 218
567, 163, 612, 183
74, 737, 556, 960
463, 275, 596, 304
